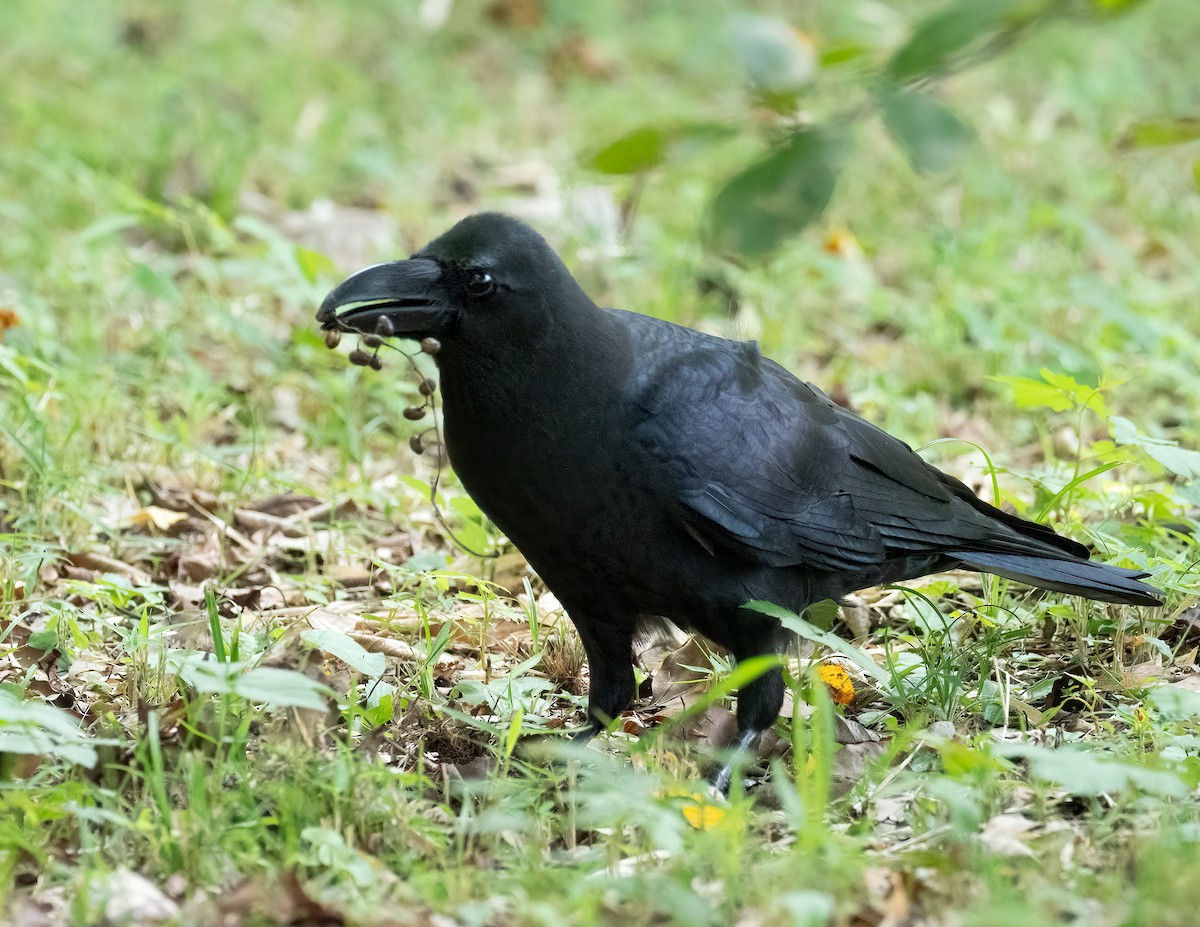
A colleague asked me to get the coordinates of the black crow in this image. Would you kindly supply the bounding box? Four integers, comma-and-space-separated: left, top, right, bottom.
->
318, 213, 1160, 786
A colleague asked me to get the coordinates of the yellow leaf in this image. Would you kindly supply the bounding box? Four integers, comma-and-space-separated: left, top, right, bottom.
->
659, 788, 728, 830
681, 801, 727, 830
817, 663, 855, 706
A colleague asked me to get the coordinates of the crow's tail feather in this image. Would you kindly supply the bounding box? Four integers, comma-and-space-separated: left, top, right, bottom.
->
950, 550, 1162, 606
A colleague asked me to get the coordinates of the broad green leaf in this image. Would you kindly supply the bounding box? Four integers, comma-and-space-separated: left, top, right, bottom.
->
880, 88, 974, 173
728, 15, 817, 95
998, 743, 1188, 797
993, 375, 1074, 412
590, 126, 666, 175
1148, 685, 1200, 720
295, 247, 337, 284
165, 651, 241, 694
747, 600, 890, 683
708, 126, 846, 258
589, 124, 732, 175
1110, 416, 1200, 480
0, 688, 97, 768
1119, 117, 1200, 148
1038, 368, 1110, 416
803, 597, 840, 631
234, 667, 333, 711
26, 630, 57, 651
888, 0, 1026, 82
301, 629, 386, 678
886, 0, 1060, 83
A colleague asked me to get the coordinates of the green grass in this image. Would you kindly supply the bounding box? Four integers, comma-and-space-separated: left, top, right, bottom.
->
1, 0, 1199, 924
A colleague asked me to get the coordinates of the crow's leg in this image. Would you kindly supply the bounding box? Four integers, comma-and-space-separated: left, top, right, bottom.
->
710, 617, 786, 795
570, 619, 637, 738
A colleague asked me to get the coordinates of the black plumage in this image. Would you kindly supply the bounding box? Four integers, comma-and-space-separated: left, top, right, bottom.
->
318, 213, 1160, 781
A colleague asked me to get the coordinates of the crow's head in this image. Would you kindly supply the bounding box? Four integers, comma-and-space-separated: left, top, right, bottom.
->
317, 213, 589, 353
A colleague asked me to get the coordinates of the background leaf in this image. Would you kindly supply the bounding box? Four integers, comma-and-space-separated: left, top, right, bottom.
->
234, 667, 333, 711
589, 123, 732, 175
888, 0, 1023, 82
301, 629, 387, 678
0, 688, 97, 768
1110, 416, 1200, 479
880, 87, 975, 173
589, 126, 669, 175
708, 126, 846, 258
1119, 117, 1200, 149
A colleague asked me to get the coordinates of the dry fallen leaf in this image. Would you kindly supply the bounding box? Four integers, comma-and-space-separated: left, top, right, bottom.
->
101, 870, 180, 925
650, 637, 717, 713
128, 506, 189, 533
979, 812, 1037, 857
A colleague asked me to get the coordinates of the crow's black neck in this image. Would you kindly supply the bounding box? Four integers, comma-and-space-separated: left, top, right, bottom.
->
436, 300, 630, 431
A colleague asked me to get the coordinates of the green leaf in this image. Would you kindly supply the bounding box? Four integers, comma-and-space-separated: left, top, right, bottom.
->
1119, 117, 1200, 149
1110, 416, 1200, 480
1038, 368, 1110, 416
1087, 0, 1154, 17
26, 630, 58, 651
747, 600, 890, 684
295, 247, 337, 284
166, 651, 240, 694
708, 126, 846, 258
820, 45, 869, 67
888, 1, 1008, 81
880, 88, 974, 173
589, 124, 732, 175
993, 375, 1075, 412
728, 14, 817, 95
0, 688, 97, 768
998, 743, 1188, 797
1148, 685, 1200, 720
448, 494, 492, 555
234, 667, 333, 711
503, 706, 524, 759
590, 127, 667, 174
131, 262, 181, 303
888, 0, 1046, 81
301, 629, 387, 678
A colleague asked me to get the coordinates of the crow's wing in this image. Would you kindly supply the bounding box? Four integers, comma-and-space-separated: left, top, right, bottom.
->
621, 313, 1081, 573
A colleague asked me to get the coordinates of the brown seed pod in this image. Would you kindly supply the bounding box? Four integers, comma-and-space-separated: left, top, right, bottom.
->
368, 353, 383, 371
403, 405, 426, 421
324, 329, 342, 349
409, 434, 425, 455
375, 315, 395, 337
361, 333, 382, 349
348, 348, 373, 366
418, 377, 437, 396
420, 337, 441, 356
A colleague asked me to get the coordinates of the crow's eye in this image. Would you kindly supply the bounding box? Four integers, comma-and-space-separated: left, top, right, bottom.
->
466, 270, 496, 299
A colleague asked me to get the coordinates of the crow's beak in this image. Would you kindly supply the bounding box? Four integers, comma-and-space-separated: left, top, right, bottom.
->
317, 258, 453, 338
